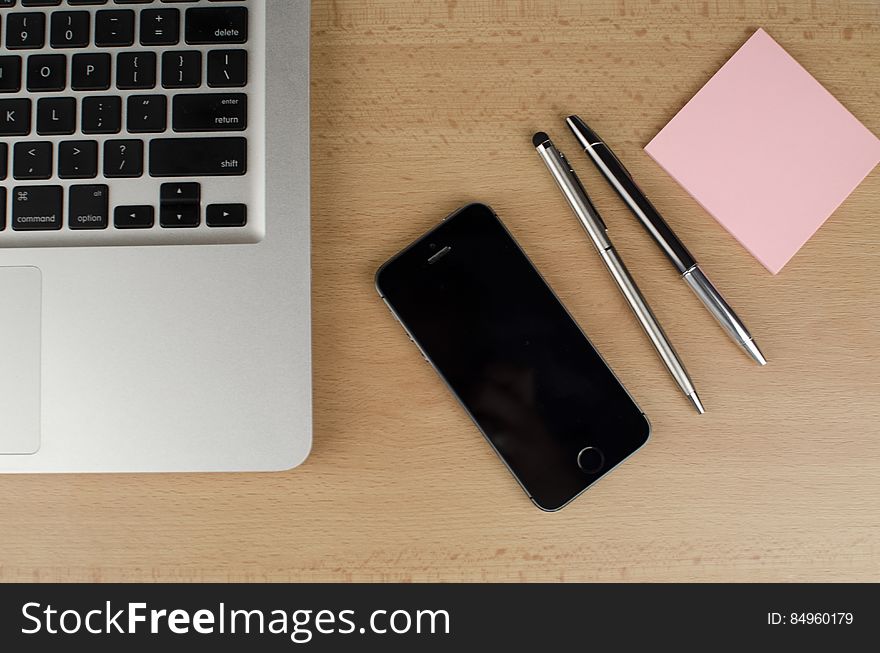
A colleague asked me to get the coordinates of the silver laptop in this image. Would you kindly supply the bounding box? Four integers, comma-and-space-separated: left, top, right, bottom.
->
0, 0, 311, 472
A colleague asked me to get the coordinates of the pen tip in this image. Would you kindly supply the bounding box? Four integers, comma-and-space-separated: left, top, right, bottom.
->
743, 339, 768, 366
532, 132, 550, 148
688, 392, 706, 415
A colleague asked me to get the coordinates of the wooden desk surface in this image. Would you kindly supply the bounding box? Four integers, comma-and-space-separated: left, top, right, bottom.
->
3, 0, 879, 582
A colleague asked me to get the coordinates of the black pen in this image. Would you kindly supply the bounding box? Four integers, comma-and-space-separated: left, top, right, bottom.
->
566, 115, 767, 366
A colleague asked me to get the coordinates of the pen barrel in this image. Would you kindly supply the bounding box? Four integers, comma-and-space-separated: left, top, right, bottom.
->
682, 266, 754, 345
589, 144, 697, 274
536, 142, 612, 250
600, 246, 697, 398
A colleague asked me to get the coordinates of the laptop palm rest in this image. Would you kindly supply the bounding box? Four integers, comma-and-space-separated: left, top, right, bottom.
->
0, 267, 41, 455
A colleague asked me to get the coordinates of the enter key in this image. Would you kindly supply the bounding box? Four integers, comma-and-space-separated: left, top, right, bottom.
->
172, 93, 247, 132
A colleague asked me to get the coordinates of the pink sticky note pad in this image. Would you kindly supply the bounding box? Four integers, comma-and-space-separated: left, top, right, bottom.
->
645, 28, 880, 274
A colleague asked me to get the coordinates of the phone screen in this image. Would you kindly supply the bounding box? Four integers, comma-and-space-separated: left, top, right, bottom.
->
376, 204, 650, 510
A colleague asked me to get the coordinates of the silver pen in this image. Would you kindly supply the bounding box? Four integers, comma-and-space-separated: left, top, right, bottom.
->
533, 132, 704, 414
566, 115, 766, 366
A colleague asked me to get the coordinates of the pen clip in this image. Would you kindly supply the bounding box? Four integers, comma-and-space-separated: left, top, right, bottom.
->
558, 150, 607, 233
558, 149, 576, 175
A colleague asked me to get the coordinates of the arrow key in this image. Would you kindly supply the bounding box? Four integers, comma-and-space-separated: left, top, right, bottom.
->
59, 140, 98, 179
207, 203, 247, 227
160, 203, 200, 229
160, 181, 200, 228
160, 182, 200, 205
114, 205, 154, 230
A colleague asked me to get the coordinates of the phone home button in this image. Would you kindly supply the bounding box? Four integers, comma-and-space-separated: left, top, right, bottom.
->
577, 446, 605, 474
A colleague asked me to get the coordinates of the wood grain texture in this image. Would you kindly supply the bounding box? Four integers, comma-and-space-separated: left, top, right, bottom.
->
2, 0, 879, 582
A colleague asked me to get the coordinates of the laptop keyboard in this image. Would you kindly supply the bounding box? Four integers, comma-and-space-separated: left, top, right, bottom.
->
0, 0, 265, 247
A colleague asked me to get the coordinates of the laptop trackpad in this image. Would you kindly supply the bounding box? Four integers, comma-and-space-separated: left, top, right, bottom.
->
0, 267, 41, 455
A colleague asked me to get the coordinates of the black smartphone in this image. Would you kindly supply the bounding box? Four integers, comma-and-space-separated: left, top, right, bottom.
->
376, 203, 650, 511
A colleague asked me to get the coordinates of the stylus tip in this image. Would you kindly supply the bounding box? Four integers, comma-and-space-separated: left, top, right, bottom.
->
688, 392, 706, 415
532, 132, 551, 148
742, 338, 768, 366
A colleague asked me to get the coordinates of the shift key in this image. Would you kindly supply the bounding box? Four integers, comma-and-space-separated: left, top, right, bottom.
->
149, 137, 247, 177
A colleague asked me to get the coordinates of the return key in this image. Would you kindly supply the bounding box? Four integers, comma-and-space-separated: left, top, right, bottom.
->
172, 93, 247, 133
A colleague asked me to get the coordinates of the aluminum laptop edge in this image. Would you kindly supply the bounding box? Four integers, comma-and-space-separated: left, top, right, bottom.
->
0, 0, 312, 472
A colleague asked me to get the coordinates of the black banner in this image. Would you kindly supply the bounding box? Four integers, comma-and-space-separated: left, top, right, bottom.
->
0, 583, 875, 650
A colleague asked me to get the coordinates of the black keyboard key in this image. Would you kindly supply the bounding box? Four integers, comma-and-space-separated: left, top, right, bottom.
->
116, 51, 156, 89
95, 9, 134, 47
26, 54, 67, 92
161, 50, 200, 88
72, 52, 111, 90
114, 205, 153, 230
0, 98, 31, 135
13, 141, 53, 180
21, 1, 63, 5
149, 137, 246, 177
207, 203, 246, 227
36, 96, 76, 135
12, 185, 63, 231
172, 93, 246, 132
207, 49, 246, 88
0, 187, 5, 231
160, 181, 200, 228
161, 181, 199, 205
68, 0, 109, 4
6, 13, 46, 50
0, 142, 7, 180
82, 95, 121, 134
160, 203, 200, 229
127, 94, 166, 133
58, 140, 98, 179
50, 11, 90, 48
103, 139, 143, 178
141, 8, 179, 46
0, 56, 23, 93
68, 184, 108, 230
185, 6, 247, 45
